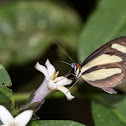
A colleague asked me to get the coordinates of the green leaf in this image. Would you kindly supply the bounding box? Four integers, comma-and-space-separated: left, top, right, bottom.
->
0, 65, 13, 106
0, 1, 81, 66
0, 91, 11, 102
0, 63, 12, 103
92, 94, 126, 126
0, 63, 11, 86
28, 120, 85, 126
79, 0, 126, 63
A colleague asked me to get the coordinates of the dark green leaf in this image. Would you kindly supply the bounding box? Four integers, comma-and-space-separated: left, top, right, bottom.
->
0, 63, 12, 103
79, 0, 126, 63
0, 63, 11, 87
92, 94, 126, 126
28, 120, 85, 126
0, 91, 11, 102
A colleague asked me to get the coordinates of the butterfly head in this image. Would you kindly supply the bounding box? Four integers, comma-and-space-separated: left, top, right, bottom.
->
71, 63, 81, 76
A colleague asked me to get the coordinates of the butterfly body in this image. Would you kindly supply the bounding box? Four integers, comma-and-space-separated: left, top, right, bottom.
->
72, 36, 126, 94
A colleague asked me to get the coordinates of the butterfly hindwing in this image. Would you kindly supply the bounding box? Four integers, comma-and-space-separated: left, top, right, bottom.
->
81, 63, 125, 87
102, 87, 117, 94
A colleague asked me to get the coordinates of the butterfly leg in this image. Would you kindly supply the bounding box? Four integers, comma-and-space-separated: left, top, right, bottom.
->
101, 87, 117, 94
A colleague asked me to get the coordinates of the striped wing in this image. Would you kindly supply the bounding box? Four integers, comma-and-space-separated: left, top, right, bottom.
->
79, 36, 126, 94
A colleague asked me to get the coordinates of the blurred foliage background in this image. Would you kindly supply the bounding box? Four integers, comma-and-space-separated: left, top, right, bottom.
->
1, 0, 126, 126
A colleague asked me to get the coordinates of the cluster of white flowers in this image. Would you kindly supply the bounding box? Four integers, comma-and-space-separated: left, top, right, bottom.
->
0, 59, 74, 126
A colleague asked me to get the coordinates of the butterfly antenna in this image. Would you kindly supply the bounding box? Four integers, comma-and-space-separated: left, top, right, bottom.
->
61, 61, 71, 66
52, 39, 75, 63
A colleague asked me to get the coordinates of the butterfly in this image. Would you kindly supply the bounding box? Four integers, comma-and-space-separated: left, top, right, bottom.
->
53, 36, 126, 94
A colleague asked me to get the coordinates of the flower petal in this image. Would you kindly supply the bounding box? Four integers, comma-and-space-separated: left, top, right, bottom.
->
45, 59, 56, 78
30, 78, 50, 104
35, 62, 49, 80
14, 110, 33, 126
48, 80, 57, 90
0, 105, 14, 124
55, 76, 72, 86
56, 86, 75, 101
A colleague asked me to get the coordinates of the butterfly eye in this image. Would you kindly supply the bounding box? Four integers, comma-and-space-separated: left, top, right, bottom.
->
71, 63, 77, 74
71, 63, 76, 69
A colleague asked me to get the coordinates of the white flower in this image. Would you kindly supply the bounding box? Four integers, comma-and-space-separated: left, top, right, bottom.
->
34, 59, 75, 101
0, 105, 33, 126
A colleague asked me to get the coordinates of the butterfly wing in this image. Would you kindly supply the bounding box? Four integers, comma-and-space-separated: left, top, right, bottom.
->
81, 36, 126, 67
82, 63, 125, 94
79, 36, 126, 94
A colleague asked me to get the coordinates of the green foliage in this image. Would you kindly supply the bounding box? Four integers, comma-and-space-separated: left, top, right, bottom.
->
29, 120, 85, 126
79, 0, 126, 63
92, 94, 126, 126
0, 1, 81, 66
0, 0, 126, 126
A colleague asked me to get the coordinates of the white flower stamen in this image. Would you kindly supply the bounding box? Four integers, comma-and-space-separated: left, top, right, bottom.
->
11, 122, 15, 126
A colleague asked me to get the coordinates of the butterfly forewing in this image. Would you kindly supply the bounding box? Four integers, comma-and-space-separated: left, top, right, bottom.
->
81, 36, 126, 67
79, 36, 126, 94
